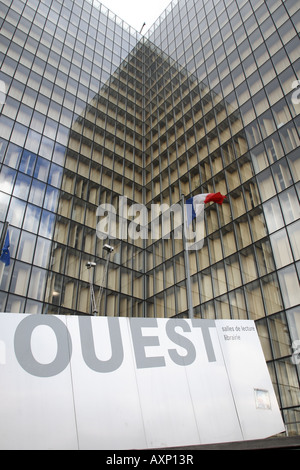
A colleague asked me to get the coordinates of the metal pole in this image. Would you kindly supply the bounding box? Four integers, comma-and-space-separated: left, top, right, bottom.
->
97, 253, 110, 316
87, 262, 97, 315
181, 194, 194, 319
96, 245, 114, 316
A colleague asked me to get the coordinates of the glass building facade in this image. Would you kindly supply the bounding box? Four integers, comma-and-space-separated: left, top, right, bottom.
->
0, 0, 299, 435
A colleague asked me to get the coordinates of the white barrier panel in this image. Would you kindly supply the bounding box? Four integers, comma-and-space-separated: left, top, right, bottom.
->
0, 314, 285, 450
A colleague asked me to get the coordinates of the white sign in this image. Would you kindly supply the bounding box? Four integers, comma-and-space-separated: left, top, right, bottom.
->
0, 314, 285, 450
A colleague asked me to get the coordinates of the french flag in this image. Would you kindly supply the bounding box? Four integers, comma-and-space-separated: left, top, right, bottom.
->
0, 230, 10, 267
186, 192, 226, 225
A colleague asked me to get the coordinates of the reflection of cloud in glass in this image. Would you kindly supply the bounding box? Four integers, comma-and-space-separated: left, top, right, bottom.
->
0, 166, 16, 194
44, 186, 59, 213
39, 210, 56, 240
39, 136, 54, 159
23, 204, 41, 234
13, 173, 31, 200
25, 130, 41, 154
19, 150, 37, 176
34, 157, 50, 183
7, 198, 26, 228
0, 80, 6, 105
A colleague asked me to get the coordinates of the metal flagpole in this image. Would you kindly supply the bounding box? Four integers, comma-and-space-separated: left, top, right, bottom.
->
181, 194, 194, 319
96, 244, 114, 316
97, 254, 110, 315
86, 262, 97, 315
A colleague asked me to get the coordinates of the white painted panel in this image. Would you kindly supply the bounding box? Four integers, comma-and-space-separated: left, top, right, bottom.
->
66, 316, 148, 450
128, 318, 201, 449
0, 314, 285, 450
183, 321, 244, 444
0, 314, 78, 450
215, 320, 285, 440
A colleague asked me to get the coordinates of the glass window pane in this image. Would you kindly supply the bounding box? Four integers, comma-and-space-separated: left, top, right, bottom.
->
225, 253, 242, 289
279, 187, 300, 225
239, 246, 257, 283
44, 186, 59, 212
28, 267, 47, 301
23, 204, 41, 233
10, 261, 31, 296
7, 197, 26, 228
272, 159, 293, 191
287, 221, 300, 261
278, 265, 300, 308
0, 139, 8, 164
257, 110, 276, 139
270, 229, 293, 269
34, 237, 52, 268
264, 133, 284, 163
250, 143, 268, 173
19, 149, 37, 176
39, 210, 55, 238
39, 136, 54, 160
29, 179, 46, 205
257, 168, 276, 201
48, 163, 63, 187
10, 122, 28, 147
4, 143, 22, 169
255, 239, 275, 276
0, 166, 16, 194
256, 318, 272, 361
17, 231, 36, 264
25, 129, 42, 154
0, 192, 10, 221
287, 306, 300, 356
13, 172, 31, 200
34, 157, 50, 182
245, 280, 265, 320
261, 273, 283, 315
263, 197, 284, 233
278, 122, 300, 154
268, 313, 291, 358
6, 294, 26, 313
287, 149, 300, 182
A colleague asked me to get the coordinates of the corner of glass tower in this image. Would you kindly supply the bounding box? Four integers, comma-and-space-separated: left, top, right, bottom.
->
0, 0, 299, 435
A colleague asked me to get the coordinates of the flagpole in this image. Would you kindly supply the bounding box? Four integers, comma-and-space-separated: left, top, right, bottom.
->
181, 194, 194, 320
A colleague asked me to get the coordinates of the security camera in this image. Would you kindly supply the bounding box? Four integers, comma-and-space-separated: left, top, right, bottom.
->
103, 244, 114, 253
86, 261, 96, 268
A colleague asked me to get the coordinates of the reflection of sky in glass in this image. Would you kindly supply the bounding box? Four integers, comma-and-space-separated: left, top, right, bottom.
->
19, 150, 37, 176
13, 173, 31, 200
25, 130, 41, 154
48, 163, 63, 187
0, 167, 16, 194
44, 186, 59, 213
39, 210, 56, 240
17, 231, 36, 264
34, 157, 50, 182
7, 198, 26, 228
29, 180, 46, 206
23, 204, 41, 234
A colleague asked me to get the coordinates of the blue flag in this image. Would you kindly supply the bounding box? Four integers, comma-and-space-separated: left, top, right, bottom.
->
0, 230, 10, 267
